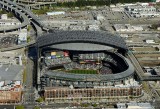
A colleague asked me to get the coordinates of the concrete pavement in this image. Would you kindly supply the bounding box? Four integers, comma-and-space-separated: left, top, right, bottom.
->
23, 58, 36, 104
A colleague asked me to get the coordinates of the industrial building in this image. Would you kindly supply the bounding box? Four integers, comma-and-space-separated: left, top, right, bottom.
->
0, 14, 21, 26
36, 31, 142, 102
0, 80, 22, 103
41, 20, 100, 31
0, 51, 23, 103
44, 86, 142, 102
116, 101, 154, 109
0, 19, 21, 27
113, 24, 143, 32
46, 11, 65, 16
18, 29, 27, 45
125, 5, 159, 18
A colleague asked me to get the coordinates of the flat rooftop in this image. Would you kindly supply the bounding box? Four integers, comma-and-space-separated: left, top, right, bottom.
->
0, 64, 23, 81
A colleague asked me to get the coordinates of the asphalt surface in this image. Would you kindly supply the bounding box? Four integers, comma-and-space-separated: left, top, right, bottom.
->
0, 105, 15, 109
23, 57, 35, 104
0, 36, 17, 48
109, 18, 159, 25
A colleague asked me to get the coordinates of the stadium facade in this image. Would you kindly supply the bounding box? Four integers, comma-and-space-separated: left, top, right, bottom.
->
36, 31, 142, 102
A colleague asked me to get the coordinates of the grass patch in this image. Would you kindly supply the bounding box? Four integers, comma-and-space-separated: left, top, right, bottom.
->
36, 97, 44, 102
27, 25, 32, 31
27, 36, 31, 43
67, 69, 97, 74
0, 10, 14, 18
15, 105, 24, 109
32, 6, 53, 15
34, 106, 40, 109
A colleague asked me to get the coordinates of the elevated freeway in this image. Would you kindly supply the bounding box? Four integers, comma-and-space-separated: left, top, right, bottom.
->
6, 0, 50, 30
142, 76, 160, 81
17, 0, 56, 5
134, 53, 160, 57
0, 40, 35, 52
132, 51, 160, 54
0, 0, 29, 32
0, 0, 50, 32
0, 0, 49, 51
127, 51, 144, 80
118, 31, 160, 34
127, 43, 159, 47
128, 51, 160, 81
17, 1, 56, 9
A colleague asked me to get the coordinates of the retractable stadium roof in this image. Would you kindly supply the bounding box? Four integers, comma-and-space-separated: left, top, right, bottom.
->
37, 31, 128, 51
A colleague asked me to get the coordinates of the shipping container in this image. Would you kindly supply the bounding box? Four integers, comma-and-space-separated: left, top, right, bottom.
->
56, 55, 61, 58
51, 55, 56, 59
79, 61, 86, 64
47, 56, 51, 59
51, 52, 56, 56
64, 51, 69, 57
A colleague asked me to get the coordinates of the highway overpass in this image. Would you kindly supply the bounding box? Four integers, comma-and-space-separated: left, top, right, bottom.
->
17, 1, 56, 10
0, 0, 29, 32
0, 40, 35, 52
4, 0, 50, 30
0, 0, 50, 33
128, 51, 160, 81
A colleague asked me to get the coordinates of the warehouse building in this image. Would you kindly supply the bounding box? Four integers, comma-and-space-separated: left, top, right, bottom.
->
125, 5, 159, 18
0, 80, 22, 103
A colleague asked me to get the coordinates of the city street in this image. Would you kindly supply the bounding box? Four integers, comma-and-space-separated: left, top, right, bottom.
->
23, 57, 35, 104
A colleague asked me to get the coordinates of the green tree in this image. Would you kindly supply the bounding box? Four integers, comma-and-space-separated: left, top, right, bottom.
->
15, 105, 24, 109
81, 103, 89, 107
27, 25, 32, 31
33, 106, 40, 109
7, 12, 14, 18
27, 36, 31, 43
36, 97, 44, 102
92, 103, 97, 107
0, 10, 7, 14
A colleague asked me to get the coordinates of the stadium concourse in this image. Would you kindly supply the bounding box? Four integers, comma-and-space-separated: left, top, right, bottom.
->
36, 31, 142, 102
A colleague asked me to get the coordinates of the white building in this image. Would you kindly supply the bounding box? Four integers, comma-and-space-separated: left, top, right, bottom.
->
145, 39, 155, 44
120, 34, 129, 38
0, 19, 21, 26
69, 25, 86, 31
117, 101, 154, 109
18, 29, 27, 45
1, 14, 7, 20
132, 26, 143, 31
96, 14, 105, 21
88, 25, 100, 31
42, 19, 100, 31
46, 11, 65, 16
114, 24, 143, 32
156, 0, 160, 2
124, 3, 137, 7
139, 3, 149, 6
125, 5, 159, 18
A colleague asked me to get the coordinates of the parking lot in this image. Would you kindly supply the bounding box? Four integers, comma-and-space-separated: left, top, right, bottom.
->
0, 35, 17, 48
91, 7, 129, 21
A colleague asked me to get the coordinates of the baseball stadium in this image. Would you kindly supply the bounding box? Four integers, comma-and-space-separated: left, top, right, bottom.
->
36, 31, 142, 102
